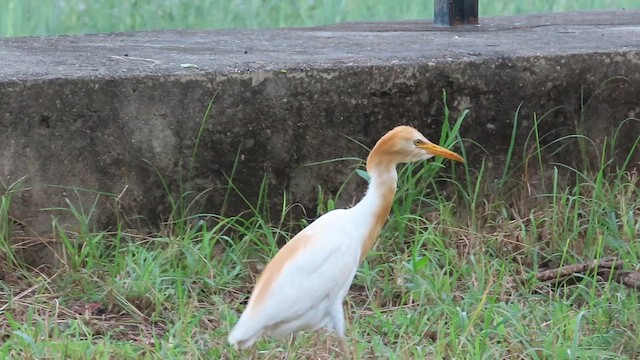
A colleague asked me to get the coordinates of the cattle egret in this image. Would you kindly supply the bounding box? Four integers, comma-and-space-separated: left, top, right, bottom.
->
228, 126, 464, 351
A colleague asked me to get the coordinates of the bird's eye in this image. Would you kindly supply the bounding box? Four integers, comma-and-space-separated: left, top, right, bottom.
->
413, 139, 422, 146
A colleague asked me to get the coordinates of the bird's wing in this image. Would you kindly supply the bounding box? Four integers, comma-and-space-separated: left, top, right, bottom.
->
244, 209, 360, 324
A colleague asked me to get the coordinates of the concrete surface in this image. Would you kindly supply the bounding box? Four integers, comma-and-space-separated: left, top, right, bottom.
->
1, 10, 639, 266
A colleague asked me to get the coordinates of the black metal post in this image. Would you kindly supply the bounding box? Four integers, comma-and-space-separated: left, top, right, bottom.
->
434, 0, 479, 26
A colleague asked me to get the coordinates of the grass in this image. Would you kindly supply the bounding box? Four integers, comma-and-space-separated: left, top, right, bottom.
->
1, 0, 639, 37
1, 88, 639, 359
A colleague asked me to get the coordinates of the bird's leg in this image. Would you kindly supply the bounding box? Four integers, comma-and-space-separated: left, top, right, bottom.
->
329, 302, 351, 359
324, 332, 329, 354
336, 336, 352, 360
285, 333, 298, 360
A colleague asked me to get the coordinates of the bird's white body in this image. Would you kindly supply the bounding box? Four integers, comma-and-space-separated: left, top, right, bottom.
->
228, 126, 463, 349
228, 173, 395, 348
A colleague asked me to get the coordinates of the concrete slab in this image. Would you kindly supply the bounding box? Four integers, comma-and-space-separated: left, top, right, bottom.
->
1, 10, 639, 266
1, 10, 639, 79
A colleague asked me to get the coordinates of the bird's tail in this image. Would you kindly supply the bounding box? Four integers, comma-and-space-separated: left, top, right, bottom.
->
228, 315, 262, 350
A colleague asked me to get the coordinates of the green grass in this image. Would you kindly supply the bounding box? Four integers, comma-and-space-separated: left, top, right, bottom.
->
1, 0, 639, 37
1, 88, 639, 359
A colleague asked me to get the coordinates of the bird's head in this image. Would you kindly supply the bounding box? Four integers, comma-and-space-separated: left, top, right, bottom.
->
367, 126, 464, 171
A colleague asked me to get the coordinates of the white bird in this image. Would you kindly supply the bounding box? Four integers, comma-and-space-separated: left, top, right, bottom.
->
228, 126, 464, 351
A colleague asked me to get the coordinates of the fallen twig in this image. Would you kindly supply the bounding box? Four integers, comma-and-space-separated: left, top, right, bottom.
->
523, 257, 640, 292
599, 269, 640, 290
535, 257, 622, 282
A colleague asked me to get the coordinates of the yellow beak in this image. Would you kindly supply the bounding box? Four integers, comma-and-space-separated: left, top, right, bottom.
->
418, 142, 465, 163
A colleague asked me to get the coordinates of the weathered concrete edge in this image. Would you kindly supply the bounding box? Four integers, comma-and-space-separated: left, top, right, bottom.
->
1, 10, 639, 81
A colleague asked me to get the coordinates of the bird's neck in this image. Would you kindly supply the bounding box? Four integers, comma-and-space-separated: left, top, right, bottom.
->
355, 164, 398, 261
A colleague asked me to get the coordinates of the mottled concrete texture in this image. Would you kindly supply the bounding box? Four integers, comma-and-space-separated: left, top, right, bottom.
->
1, 10, 639, 266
